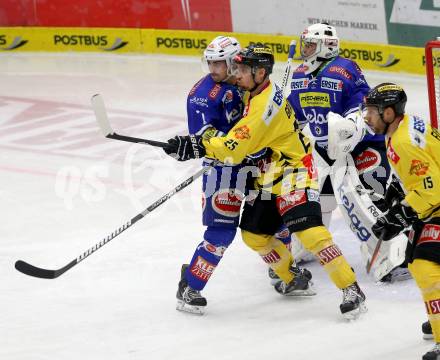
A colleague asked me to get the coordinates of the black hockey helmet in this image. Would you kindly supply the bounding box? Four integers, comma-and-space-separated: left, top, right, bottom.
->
365, 83, 407, 116
233, 43, 274, 75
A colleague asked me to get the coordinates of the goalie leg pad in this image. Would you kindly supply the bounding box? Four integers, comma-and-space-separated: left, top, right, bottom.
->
295, 226, 356, 289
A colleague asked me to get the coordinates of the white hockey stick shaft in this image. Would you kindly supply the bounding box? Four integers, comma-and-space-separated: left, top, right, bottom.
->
281, 40, 297, 93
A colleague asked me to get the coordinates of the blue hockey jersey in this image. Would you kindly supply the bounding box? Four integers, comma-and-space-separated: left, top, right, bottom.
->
187, 74, 243, 135
287, 56, 384, 152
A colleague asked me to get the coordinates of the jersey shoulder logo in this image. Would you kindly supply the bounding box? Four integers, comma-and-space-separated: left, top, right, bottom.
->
387, 140, 400, 164
233, 125, 250, 140
328, 66, 352, 80
409, 159, 429, 176
209, 83, 222, 99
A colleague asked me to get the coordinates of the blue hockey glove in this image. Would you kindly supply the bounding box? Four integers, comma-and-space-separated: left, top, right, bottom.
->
163, 135, 206, 161
372, 203, 417, 241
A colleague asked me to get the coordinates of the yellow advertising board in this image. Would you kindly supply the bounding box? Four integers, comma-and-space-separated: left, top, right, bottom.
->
0, 27, 431, 76
0, 27, 142, 52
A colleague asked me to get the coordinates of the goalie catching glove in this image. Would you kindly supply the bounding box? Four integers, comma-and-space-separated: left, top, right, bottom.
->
372, 202, 417, 241
164, 135, 206, 161
327, 111, 366, 160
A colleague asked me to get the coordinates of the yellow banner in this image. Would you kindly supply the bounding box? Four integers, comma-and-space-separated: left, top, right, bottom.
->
0, 27, 142, 52
0, 27, 428, 75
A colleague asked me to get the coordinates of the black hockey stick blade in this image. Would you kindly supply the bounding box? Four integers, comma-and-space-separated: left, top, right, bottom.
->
15, 259, 75, 279
91, 94, 171, 149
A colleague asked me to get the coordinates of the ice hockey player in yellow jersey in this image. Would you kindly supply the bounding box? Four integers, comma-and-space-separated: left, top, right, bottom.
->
365, 83, 440, 360
164, 43, 367, 319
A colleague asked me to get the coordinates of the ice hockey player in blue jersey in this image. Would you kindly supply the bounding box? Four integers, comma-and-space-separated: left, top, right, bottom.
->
176, 36, 245, 315
286, 23, 409, 282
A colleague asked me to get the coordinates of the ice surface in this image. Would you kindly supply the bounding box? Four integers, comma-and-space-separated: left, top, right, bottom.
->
0, 52, 432, 360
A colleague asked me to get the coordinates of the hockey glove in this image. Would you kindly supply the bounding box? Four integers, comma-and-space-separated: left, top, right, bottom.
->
163, 135, 206, 161
372, 203, 417, 241
384, 175, 405, 208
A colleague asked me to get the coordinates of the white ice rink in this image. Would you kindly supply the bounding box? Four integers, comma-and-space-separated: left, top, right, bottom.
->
0, 52, 433, 360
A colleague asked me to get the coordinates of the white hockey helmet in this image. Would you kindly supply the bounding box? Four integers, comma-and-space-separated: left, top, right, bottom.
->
202, 36, 241, 73
300, 23, 339, 74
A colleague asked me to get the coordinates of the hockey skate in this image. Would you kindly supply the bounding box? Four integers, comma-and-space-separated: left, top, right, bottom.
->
423, 344, 440, 360
423, 321, 434, 340
176, 264, 207, 315
274, 266, 316, 296
340, 282, 367, 320
268, 267, 280, 286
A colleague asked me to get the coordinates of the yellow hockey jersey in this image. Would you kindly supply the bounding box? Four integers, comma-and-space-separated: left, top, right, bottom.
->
386, 114, 440, 219
203, 81, 316, 195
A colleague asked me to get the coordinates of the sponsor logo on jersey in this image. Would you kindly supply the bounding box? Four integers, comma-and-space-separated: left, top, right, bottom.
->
354, 148, 381, 174
425, 298, 440, 315
413, 116, 426, 133
299, 92, 330, 108
320, 77, 343, 92
209, 83, 222, 99
275, 228, 290, 240
200, 240, 227, 257
294, 65, 307, 73
387, 141, 400, 164
291, 78, 309, 90
276, 190, 307, 216
307, 188, 320, 202
302, 153, 317, 179
328, 66, 352, 80
418, 224, 440, 245
261, 250, 281, 264
317, 245, 342, 265
337, 183, 372, 242
189, 96, 208, 107
211, 189, 243, 217
190, 256, 216, 282
223, 89, 234, 104
233, 125, 250, 140
201, 193, 206, 211
409, 159, 429, 176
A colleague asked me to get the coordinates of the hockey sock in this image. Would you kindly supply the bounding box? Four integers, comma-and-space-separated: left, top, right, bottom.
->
295, 226, 356, 289
409, 259, 440, 343
242, 230, 294, 283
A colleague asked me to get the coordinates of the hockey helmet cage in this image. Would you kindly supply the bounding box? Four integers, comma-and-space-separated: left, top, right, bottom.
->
300, 23, 339, 73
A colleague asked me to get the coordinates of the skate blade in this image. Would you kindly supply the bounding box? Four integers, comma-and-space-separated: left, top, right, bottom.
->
176, 300, 205, 315
281, 283, 317, 297
342, 302, 368, 320
423, 333, 434, 341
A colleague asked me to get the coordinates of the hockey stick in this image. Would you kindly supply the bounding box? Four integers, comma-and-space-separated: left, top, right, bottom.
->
366, 239, 382, 274
91, 94, 171, 149
281, 40, 297, 93
14, 163, 215, 279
